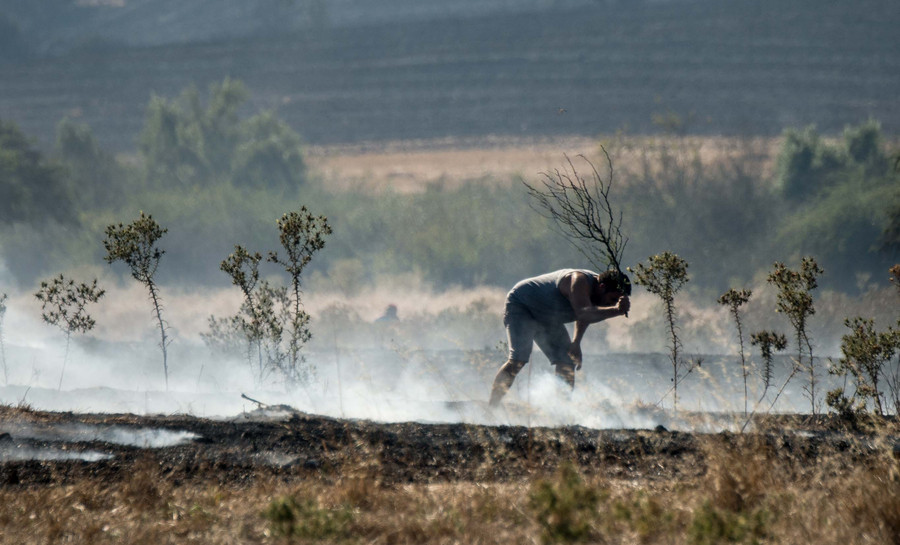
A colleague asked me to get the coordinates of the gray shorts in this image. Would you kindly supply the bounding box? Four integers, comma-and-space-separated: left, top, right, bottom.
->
504, 300, 573, 365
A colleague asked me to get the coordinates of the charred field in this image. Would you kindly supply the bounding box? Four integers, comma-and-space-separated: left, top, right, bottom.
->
1, 402, 898, 544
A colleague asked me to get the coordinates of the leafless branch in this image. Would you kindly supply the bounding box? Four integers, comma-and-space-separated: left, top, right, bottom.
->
523, 148, 627, 272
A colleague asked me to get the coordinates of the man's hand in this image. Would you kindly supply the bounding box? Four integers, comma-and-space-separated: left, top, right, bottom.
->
568, 342, 583, 370
617, 295, 631, 317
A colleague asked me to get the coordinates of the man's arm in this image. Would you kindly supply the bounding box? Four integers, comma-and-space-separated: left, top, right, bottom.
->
560, 271, 629, 324
569, 319, 590, 369
562, 271, 628, 369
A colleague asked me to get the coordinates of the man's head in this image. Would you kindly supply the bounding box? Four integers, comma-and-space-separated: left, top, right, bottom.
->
597, 269, 632, 297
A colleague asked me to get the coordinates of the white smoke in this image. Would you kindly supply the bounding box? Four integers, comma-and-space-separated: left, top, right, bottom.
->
0, 272, 896, 430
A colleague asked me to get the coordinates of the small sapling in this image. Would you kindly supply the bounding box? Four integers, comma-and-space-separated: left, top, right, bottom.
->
630, 251, 694, 409
267, 207, 332, 384
34, 275, 105, 389
750, 330, 788, 401
827, 317, 900, 416
218, 245, 289, 384
766, 257, 823, 414
718, 288, 752, 415
103, 212, 171, 389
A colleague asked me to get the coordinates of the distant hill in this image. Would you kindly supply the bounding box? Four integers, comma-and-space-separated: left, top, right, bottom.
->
0, 0, 598, 54
0, 0, 897, 150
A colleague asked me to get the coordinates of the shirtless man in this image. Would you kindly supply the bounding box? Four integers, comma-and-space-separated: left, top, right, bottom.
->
488, 268, 631, 406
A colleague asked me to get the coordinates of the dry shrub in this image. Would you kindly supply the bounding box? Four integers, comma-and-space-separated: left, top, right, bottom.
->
332, 473, 382, 509
118, 456, 169, 510
342, 481, 532, 545
611, 489, 679, 544
701, 434, 773, 513
816, 455, 900, 544
690, 430, 900, 545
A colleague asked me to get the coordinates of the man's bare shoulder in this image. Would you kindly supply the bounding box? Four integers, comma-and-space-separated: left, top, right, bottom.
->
559, 270, 593, 298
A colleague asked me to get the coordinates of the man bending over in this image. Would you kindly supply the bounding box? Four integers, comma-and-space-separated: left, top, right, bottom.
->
488, 268, 631, 406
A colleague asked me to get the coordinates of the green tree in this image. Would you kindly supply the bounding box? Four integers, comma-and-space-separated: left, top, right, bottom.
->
0, 119, 75, 226
34, 275, 105, 390
232, 111, 307, 189
843, 119, 888, 175
775, 122, 897, 280
775, 125, 842, 202
103, 212, 171, 389
268, 207, 331, 384
138, 78, 307, 190
55, 117, 126, 208
630, 251, 693, 409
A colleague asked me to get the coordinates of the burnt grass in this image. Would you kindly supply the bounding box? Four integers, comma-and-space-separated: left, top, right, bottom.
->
1, 405, 896, 490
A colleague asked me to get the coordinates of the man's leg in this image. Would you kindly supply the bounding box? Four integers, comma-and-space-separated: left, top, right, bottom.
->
489, 359, 526, 406
491, 300, 535, 406
536, 322, 576, 391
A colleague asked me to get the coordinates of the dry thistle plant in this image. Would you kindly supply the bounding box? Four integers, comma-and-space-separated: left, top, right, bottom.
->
268, 207, 332, 384
215, 245, 289, 385
718, 288, 752, 415
630, 251, 693, 409
767, 257, 823, 414
827, 317, 900, 416
103, 211, 171, 389
34, 274, 105, 390
750, 330, 788, 402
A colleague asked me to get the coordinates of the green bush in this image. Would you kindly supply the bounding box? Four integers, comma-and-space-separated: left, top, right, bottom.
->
688, 501, 770, 545
529, 462, 604, 544
774, 122, 898, 284
612, 491, 676, 542
263, 496, 354, 540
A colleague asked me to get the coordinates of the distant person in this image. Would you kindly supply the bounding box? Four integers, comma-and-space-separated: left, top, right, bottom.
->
374, 303, 399, 323
488, 269, 631, 406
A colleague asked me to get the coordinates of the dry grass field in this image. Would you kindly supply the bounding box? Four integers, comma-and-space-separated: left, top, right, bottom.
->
1, 403, 898, 544
307, 135, 779, 193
